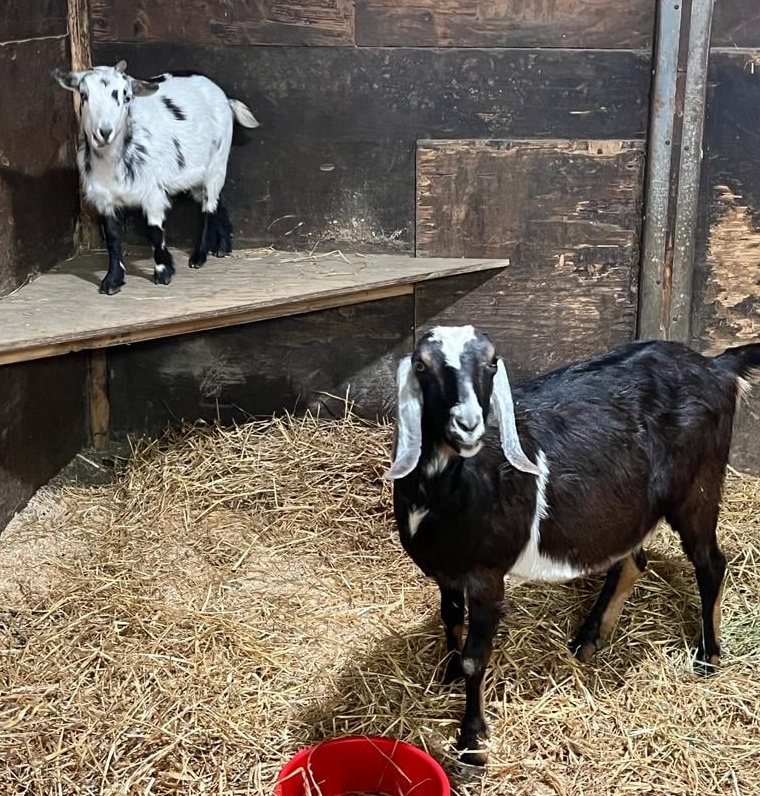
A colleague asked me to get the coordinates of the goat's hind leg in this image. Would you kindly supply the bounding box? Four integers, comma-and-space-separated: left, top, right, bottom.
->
669, 488, 727, 676
437, 578, 465, 684
572, 549, 647, 663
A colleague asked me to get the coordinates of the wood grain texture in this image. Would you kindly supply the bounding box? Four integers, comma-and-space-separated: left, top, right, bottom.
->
0, 37, 79, 296
95, 43, 651, 251
356, 0, 655, 49
416, 139, 645, 382
107, 296, 412, 436
0, 0, 68, 41
0, 249, 505, 364
91, 0, 354, 46
0, 354, 88, 530
693, 53, 760, 473
712, 0, 760, 48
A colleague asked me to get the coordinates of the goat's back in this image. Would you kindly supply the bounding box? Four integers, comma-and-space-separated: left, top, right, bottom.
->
511, 340, 741, 567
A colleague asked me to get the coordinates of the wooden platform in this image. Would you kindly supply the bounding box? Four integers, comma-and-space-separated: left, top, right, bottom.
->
0, 249, 507, 365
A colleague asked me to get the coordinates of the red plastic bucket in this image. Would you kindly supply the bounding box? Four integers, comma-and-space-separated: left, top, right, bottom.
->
274, 736, 450, 796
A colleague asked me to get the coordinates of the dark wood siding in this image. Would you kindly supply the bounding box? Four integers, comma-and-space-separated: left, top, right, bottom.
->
0, 355, 89, 529
415, 139, 645, 381
0, 24, 78, 296
107, 296, 413, 437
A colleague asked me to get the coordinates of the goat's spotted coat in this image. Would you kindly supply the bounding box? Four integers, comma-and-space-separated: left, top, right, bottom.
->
54, 61, 258, 295
386, 326, 760, 766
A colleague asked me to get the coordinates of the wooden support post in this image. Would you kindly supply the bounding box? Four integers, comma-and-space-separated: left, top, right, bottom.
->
67, 0, 101, 250
89, 349, 110, 451
638, 0, 716, 342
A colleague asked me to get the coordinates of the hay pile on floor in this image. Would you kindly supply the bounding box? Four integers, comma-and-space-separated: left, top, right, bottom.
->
1, 414, 759, 796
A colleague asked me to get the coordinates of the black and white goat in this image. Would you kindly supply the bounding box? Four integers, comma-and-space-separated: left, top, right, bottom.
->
54, 60, 258, 295
385, 326, 760, 766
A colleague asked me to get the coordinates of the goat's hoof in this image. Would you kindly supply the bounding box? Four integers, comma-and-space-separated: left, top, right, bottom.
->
571, 633, 606, 663
153, 264, 174, 285
212, 237, 232, 257
457, 734, 489, 767
188, 253, 207, 269
694, 649, 720, 677
442, 654, 465, 684
99, 278, 124, 296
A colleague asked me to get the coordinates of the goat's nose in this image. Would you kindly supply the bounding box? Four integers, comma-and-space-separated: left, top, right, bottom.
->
98, 125, 114, 142
453, 415, 479, 434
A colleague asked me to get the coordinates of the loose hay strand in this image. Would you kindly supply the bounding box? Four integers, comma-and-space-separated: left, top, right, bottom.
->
0, 413, 758, 796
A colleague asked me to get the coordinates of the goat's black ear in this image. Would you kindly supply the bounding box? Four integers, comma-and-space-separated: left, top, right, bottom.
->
130, 78, 160, 97
52, 68, 82, 91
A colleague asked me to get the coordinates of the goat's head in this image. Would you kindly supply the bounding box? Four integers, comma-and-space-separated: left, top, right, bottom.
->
53, 61, 159, 151
385, 325, 539, 480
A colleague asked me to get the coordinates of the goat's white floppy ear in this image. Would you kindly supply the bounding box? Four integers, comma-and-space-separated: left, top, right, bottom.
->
491, 358, 540, 476
384, 356, 423, 480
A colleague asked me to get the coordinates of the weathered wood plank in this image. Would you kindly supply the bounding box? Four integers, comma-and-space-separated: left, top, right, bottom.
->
694, 52, 760, 473
0, 354, 88, 530
415, 139, 645, 382
95, 43, 651, 250
712, 0, 760, 48
356, 0, 655, 49
108, 296, 412, 436
0, 0, 68, 42
0, 37, 79, 296
91, 0, 355, 46
0, 249, 506, 365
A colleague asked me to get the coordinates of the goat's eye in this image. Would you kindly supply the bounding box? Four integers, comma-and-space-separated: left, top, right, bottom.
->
414, 361, 426, 373
487, 358, 498, 370
80, 93, 88, 102
125, 95, 131, 103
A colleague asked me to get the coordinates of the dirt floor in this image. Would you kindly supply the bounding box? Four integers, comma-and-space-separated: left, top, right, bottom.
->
1, 414, 758, 796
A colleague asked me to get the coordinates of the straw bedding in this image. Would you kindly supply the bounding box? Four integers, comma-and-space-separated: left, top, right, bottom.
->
1, 413, 759, 796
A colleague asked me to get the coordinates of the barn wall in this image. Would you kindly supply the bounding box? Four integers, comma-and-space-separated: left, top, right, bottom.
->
0, 0, 79, 297
91, 1, 654, 252
0, 354, 89, 530
693, 6, 760, 473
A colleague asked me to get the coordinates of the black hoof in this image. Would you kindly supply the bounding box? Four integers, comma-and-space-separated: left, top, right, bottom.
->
442, 653, 465, 684
211, 234, 232, 257
457, 730, 489, 767
694, 648, 720, 677
99, 278, 124, 295
571, 634, 606, 663
188, 253, 207, 269
154, 264, 174, 285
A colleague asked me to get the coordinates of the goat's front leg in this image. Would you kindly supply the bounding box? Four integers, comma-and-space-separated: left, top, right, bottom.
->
100, 214, 126, 295
457, 571, 504, 767
147, 222, 175, 285
437, 578, 465, 684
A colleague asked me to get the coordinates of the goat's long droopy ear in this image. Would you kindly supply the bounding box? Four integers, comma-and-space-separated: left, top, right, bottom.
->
491, 358, 540, 476
383, 356, 423, 480
52, 69, 84, 91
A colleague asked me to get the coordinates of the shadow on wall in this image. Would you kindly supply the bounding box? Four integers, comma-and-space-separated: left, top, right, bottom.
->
0, 167, 79, 296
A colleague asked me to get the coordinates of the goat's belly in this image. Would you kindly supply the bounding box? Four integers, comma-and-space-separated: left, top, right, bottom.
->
507, 543, 585, 584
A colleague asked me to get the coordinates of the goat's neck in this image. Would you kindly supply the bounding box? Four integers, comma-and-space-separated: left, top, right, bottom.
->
419, 437, 458, 482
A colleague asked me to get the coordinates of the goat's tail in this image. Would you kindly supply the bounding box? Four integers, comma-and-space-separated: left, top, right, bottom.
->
715, 342, 760, 379
229, 99, 259, 128
714, 342, 760, 402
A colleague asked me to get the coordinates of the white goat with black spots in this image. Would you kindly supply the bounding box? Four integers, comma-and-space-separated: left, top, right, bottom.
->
54, 60, 258, 295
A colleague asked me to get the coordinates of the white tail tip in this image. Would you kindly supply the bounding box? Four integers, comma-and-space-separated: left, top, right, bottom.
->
229, 99, 259, 128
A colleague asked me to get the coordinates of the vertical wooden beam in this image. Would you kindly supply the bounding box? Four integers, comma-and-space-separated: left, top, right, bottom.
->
638, 0, 716, 342
67, 0, 101, 250
89, 349, 110, 450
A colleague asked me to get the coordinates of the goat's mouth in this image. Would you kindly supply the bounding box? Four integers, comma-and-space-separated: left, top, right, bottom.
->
90, 135, 113, 150
448, 436, 484, 458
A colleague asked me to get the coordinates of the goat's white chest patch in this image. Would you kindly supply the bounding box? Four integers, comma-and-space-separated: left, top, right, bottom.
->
507, 450, 583, 583
408, 506, 429, 538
